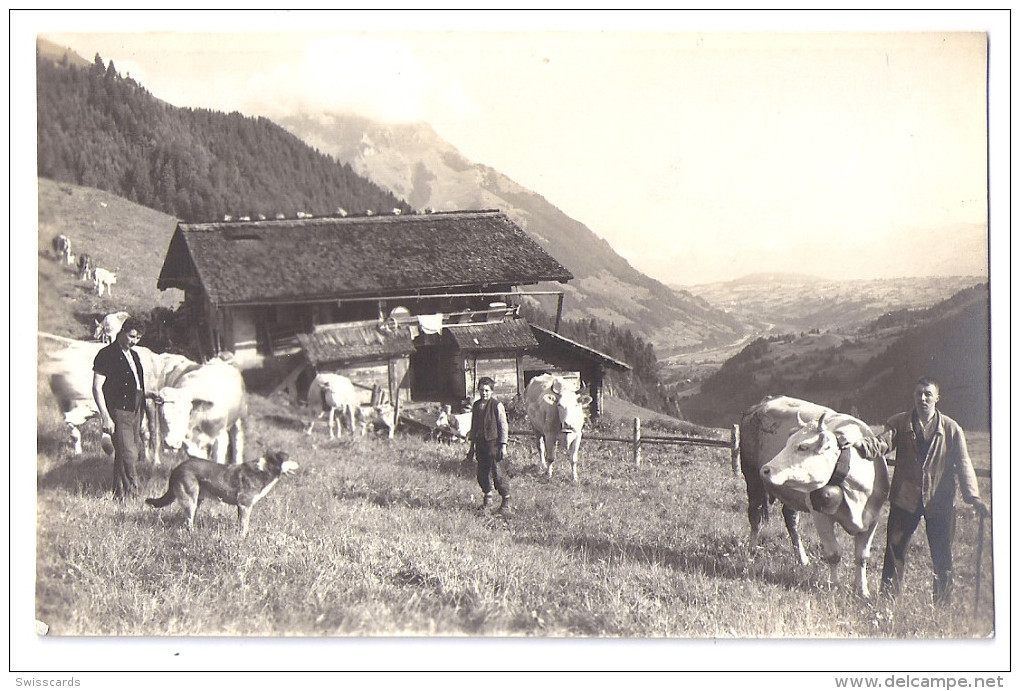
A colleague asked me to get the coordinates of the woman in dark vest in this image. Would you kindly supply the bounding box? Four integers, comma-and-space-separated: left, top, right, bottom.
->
467, 377, 510, 515
92, 317, 147, 500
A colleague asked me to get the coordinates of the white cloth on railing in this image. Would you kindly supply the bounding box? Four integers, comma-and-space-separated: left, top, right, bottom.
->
418, 313, 444, 334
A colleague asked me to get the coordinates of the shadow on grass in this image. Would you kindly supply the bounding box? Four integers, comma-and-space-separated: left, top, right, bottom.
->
520, 529, 837, 596
37, 447, 165, 498
332, 482, 445, 512
257, 412, 309, 434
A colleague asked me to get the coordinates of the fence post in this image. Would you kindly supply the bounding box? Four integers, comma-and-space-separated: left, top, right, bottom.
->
731, 424, 740, 475
633, 417, 642, 466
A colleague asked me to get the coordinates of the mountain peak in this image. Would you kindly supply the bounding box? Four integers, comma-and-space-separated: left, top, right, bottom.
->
277, 111, 745, 348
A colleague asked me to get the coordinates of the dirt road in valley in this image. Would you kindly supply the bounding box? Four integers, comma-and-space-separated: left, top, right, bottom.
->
661, 323, 775, 396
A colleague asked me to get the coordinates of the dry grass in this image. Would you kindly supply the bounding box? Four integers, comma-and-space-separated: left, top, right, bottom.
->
34, 379, 995, 640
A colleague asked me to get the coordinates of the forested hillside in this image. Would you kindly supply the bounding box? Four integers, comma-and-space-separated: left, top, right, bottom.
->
36, 48, 411, 222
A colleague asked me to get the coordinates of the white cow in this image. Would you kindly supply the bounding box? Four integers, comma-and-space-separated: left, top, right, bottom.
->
434, 406, 471, 442
42, 338, 183, 459
135, 349, 201, 465
93, 268, 117, 297
152, 358, 247, 464
760, 409, 890, 598
43, 339, 104, 455
525, 374, 592, 482
305, 372, 358, 439
356, 402, 397, 439
93, 311, 130, 343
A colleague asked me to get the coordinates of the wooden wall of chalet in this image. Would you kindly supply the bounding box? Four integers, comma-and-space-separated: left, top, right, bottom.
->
463, 353, 525, 400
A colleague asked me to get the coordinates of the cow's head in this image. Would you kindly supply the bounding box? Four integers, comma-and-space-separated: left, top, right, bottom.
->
542, 383, 593, 434
63, 407, 94, 454
760, 413, 865, 508
154, 387, 214, 457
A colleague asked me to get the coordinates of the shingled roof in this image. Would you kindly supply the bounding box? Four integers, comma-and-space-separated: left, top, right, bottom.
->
297, 321, 415, 367
157, 211, 573, 306
447, 319, 539, 352
529, 325, 631, 371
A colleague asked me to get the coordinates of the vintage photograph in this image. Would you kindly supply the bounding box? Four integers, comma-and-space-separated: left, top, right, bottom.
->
15, 9, 1009, 679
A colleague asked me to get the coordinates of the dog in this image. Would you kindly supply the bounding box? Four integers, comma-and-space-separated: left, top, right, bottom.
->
145, 450, 299, 536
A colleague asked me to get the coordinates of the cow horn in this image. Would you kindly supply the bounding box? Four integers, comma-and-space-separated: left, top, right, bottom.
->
796, 411, 807, 427
816, 413, 827, 431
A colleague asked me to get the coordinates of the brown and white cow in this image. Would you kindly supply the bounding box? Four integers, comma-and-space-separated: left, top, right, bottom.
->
305, 372, 358, 439
757, 402, 890, 598
434, 406, 472, 443
525, 374, 592, 482
356, 402, 397, 439
52, 234, 72, 263
151, 358, 247, 464
77, 252, 94, 282
739, 396, 834, 565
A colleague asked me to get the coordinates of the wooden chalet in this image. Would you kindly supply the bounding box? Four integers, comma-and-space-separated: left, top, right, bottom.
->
157, 209, 617, 408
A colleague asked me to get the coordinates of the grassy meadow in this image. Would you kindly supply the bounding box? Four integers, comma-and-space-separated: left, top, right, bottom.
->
35, 376, 995, 639
31, 178, 997, 648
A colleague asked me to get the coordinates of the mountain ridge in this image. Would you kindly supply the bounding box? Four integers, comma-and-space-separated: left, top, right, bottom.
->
277, 112, 747, 349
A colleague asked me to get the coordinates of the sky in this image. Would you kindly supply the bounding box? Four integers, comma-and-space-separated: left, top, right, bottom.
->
20, 10, 1006, 286
11, 10, 1013, 675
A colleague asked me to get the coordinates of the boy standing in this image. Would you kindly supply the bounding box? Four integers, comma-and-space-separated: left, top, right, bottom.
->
467, 377, 510, 515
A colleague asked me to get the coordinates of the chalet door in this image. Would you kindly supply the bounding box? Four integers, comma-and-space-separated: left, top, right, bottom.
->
410, 346, 441, 401
410, 346, 466, 403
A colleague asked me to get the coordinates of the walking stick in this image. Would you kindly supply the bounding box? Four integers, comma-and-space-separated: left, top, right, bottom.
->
973, 512, 986, 617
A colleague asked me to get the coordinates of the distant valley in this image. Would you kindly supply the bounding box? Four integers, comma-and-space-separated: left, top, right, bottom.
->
679, 272, 985, 333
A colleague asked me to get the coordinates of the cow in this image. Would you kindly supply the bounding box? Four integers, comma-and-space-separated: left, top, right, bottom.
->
93, 311, 130, 343
44, 338, 104, 455
77, 253, 94, 282
433, 405, 471, 443
135, 348, 201, 465
738, 395, 836, 565
759, 405, 890, 598
51, 234, 71, 263
305, 372, 358, 439
524, 374, 592, 482
151, 358, 247, 464
42, 338, 170, 459
93, 268, 116, 297
356, 402, 397, 439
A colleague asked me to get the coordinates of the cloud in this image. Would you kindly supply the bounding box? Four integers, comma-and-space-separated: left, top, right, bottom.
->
231, 36, 481, 126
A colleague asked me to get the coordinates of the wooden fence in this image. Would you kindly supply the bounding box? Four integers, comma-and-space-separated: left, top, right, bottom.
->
510, 417, 742, 474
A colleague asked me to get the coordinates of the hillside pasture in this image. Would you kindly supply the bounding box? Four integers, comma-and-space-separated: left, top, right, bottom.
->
35, 376, 994, 640
37, 178, 183, 340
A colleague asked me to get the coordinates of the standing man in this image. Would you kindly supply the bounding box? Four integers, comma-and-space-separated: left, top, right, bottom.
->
856, 376, 989, 604
93, 317, 147, 500
467, 377, 511, 515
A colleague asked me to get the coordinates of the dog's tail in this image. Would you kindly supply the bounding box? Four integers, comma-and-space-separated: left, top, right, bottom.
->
145, 490, 174, 508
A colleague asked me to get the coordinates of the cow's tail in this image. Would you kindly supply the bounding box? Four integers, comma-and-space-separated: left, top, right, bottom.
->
145, 490, 175, 509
